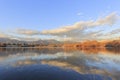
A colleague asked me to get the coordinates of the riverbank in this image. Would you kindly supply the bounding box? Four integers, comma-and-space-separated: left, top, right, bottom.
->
0, 40, 120, 48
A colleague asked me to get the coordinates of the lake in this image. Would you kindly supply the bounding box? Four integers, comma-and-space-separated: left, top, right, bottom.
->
0, 48, 120, 80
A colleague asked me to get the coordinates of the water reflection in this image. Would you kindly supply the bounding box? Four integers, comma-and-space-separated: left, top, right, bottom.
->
0, 64, 111, 80
0, 48, 120, 80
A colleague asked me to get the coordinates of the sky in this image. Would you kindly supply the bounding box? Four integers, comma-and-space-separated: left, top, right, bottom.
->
0, 0, 120, 41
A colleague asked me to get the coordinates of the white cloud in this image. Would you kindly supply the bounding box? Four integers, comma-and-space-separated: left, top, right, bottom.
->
41, 12, 119, 35
15, 29, 40, 36
77, 12, 83, 16
13, 12, 120, 41
103, 28, 120, 37
0, 33, 9, 38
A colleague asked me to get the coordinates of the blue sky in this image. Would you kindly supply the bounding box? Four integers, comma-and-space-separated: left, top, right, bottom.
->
0, 0, 120, 41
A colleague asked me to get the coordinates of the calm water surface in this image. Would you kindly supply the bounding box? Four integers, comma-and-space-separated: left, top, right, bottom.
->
0, 48, 120, 80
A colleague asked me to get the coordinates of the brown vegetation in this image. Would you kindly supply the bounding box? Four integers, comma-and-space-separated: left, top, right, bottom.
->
105, 40, 120, 48
0, 40, 120, 48
63, 40, 107, 48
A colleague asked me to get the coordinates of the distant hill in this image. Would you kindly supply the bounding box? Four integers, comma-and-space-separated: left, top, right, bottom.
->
1, 38, 120, 48
0, 38, 61, 45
